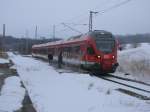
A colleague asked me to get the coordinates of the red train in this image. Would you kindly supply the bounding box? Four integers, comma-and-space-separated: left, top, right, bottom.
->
32, 30, 119, 73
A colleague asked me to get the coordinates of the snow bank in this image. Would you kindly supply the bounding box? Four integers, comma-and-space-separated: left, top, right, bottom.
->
9, 53, 150, 112
118, 43, 150, 82
0, 58, 9, 64
0, 76, 25, 112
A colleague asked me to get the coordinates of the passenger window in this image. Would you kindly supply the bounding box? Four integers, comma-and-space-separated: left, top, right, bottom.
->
74, 46, 80, 53
87, 47, 95, 55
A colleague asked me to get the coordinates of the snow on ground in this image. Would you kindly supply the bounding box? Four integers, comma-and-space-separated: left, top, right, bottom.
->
0, 58, 9, 64
8, 52, 150, 112
0, 76, 25, 112
117, 43, 150, 83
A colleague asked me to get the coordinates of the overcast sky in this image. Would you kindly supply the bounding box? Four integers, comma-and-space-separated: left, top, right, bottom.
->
0, 0, 150, 39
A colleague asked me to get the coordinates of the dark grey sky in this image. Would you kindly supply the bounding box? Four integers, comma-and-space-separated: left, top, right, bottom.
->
0, 0, 150, 38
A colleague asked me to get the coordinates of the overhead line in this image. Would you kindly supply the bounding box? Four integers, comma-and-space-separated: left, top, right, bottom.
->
98, 0, 133, 14
55, 1, 112, 30
77, 0, 133, 24
61, 23, 83, 34
56, 0, 134, 37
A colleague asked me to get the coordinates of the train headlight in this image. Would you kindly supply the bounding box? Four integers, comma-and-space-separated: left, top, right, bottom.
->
97, 55, 101, 58
112, 56, 115, 59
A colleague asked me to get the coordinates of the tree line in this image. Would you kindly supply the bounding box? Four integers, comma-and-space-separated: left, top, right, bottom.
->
0, 33, 150, 54
116, 33, 150, 44
0, 35, 61, 54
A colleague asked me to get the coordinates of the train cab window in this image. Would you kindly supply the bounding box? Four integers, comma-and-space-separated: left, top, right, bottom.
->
87, 47, 95, 55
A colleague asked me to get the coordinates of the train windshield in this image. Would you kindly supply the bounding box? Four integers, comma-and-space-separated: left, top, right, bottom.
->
95, 39, 115, 53
89, 31, 115, 53
92, 32, 115, 53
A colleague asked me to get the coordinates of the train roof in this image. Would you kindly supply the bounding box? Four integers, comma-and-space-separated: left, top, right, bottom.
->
32, 30, 114, 48
88, 30, 113, 36
32, 34, 87, 48
90, 30, 112, 34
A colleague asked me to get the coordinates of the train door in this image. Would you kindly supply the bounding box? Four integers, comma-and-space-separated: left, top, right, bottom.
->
86, 45, 96, 61
58, 48, 63, 68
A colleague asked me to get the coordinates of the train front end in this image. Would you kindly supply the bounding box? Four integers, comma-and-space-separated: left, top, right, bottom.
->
85, 30, 119, 73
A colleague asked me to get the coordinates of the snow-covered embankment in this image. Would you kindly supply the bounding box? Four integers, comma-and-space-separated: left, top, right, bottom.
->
0, 76, 25, 112
117, 43, 150, 83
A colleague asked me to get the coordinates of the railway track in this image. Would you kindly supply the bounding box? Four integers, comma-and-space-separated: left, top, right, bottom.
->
51, 64, 150, 94
27, 57, 150, 99
53, 65, 150, 95
107, 74, 150, 86
92, 73, 150, 94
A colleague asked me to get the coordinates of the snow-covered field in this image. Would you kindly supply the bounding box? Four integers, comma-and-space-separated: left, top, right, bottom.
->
117, 43, 150, 83
0, 76, 25, 112
9, 51, 150, 112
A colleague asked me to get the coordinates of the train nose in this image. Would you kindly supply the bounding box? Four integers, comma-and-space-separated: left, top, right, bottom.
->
101, 62, 119, 73
112, 63, 119, 70
100, 54, 118, 72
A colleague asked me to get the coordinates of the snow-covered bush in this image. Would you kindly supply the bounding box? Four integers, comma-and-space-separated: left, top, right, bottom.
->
118, 59, 150, 75
117, 43, 150, 77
